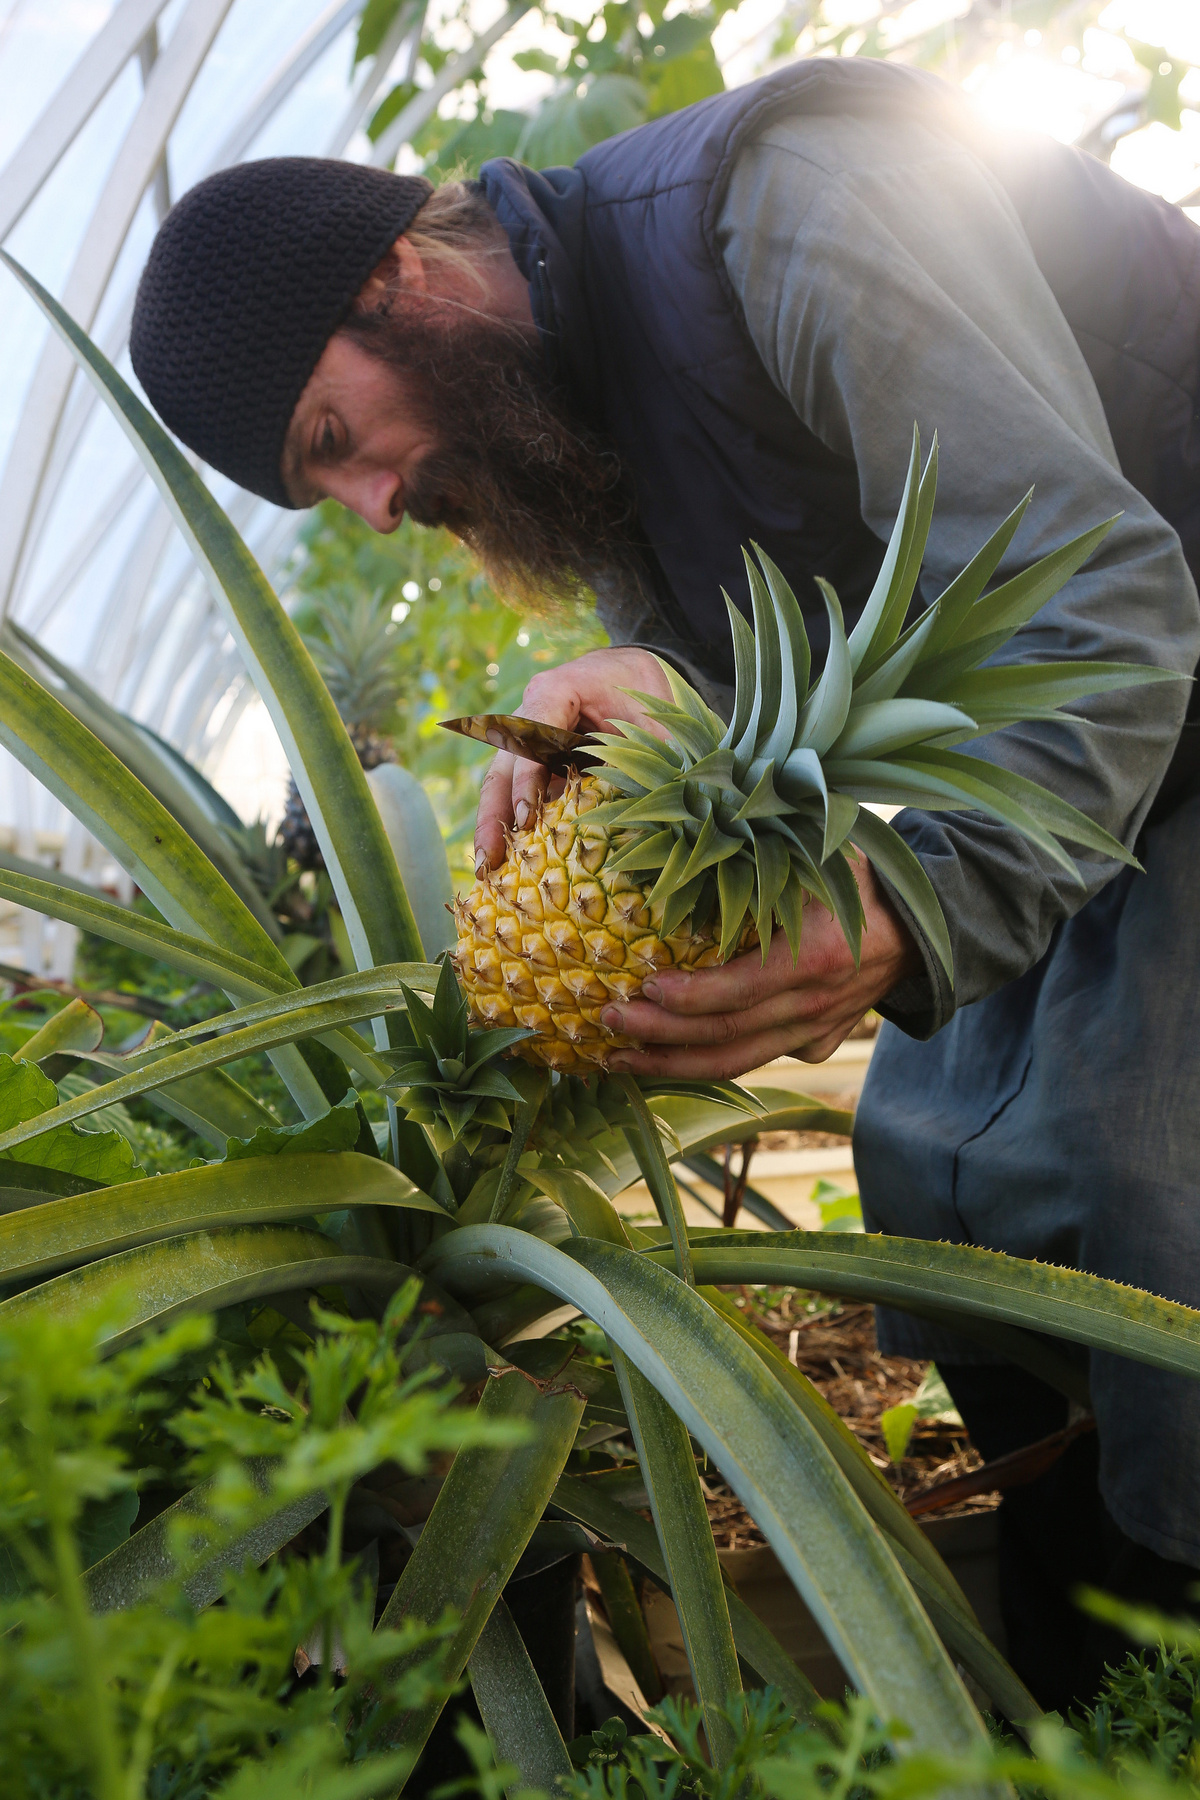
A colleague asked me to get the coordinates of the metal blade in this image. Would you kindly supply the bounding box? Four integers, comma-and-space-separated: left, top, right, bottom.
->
439, 712, 601, 774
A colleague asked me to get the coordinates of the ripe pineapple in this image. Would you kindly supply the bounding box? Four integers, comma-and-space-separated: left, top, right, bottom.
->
454, 431, 1173, 1071
280, 591, 399, 870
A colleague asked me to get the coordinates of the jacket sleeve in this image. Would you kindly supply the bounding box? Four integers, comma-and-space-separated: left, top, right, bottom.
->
716, 110, 1200, 1036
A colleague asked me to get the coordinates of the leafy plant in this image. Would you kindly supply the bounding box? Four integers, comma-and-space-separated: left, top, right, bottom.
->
3, 252, 1200, 1788
0, 1281, 497, 1799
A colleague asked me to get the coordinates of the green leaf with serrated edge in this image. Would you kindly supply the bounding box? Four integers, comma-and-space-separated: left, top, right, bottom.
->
820, 849, 866, 966
613, 1348, 741, 1766
601, 785, 695, 827
677, 811, 742, 885
420, 1228, 989, 1754
372, 1369, 585, 1762
646, 837, 693, 914
876, 433, 938, 653
0, 865, 289, 1001
658, 660, 727, 736
717, 854, 755, 959
661, 872, 706, 939
527, 1166, 630, 1243
14, 997, 103, 1062
0, 989, 420, 1157
940, 515, 1118, 653
921, 489, 1034, 656
0, 1153, 437, 1287
0, 254, 425, 979
847, 425, 922, 672
821, 756, 975, 810
617, 1075, 694, 1284
552, 1474, 819, 1723
733, 761, 791, 821
81, 1045, 275, 1153
720, 591, 758, 752
684, 747, 738, 786
5, 619, 283, 944
700, 1286, 1037, 1726
0, 648, 294, 984
658, 1230, 1200, 1379
595, 743, 683, 791
85, 1459, 329, 1614
796, 580, 853, 753
0, 1054, 142, 1187
468, 1599, 573, 1792
773, 867, 805, 963
848, 809, 953, 982
0, 1225, 409, 1346
898, 749, 1138, 866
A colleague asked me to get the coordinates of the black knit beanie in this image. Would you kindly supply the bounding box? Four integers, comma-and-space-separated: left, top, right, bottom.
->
130, 157, 433, 507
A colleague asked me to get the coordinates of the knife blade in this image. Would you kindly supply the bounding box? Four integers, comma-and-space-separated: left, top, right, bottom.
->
439, 712, 602, 774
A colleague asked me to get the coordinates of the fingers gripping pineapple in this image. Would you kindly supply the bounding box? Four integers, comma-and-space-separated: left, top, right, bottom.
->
455, 432, 1173, 1072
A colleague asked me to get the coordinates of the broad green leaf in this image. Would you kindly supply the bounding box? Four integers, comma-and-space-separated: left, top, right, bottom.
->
0, 1053, 143, 1187
832, 699, 974, 762
898, 749, 1138, 868
0, 1224, 408, 1346
82, 1018, 280, 1150
937, 515, 1117, 653
614, 1347, 741, 1765
0, 1154, 437, 1287
85, 1459, 329, 1613
796, 580, 853, 754
468, 1598, 572, 1791
672, 1230, 1200, 1379
0, 253, 424, 978
616, 1074, 693, 1283
422, 1228, 989, 1753
921, 490, 1033, 656
0, 645, 294, 984
373, 1368, 585, 1766
0, 987, 421, 1156
366, 764, 456, 958
0, 865, 289, 1001
846, 425, 922, 673
222, 1092, 363, 1161
552, 1473, 818, 1723
933, 660, 1179, 731
5, 620, 282, 942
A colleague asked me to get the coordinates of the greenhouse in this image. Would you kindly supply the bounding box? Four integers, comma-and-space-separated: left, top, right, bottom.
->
0, 0, 1198, 1792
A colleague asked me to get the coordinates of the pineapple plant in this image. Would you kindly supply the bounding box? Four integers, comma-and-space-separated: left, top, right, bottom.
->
279, 588, 400, 870
455, 433, 1174, 1070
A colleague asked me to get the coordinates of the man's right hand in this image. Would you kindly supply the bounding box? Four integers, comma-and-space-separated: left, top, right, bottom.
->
473, 646, 674, 874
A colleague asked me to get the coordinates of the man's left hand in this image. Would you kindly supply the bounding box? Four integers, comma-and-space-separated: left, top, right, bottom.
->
604, 854, 919, 1079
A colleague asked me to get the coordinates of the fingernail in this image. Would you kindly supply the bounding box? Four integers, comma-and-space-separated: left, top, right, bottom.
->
642, 980, 662, 1004
515, 801, 530, 829
608, 1054, 633, 1072
601, 1007, 623, 1031
474, 849, 488, 877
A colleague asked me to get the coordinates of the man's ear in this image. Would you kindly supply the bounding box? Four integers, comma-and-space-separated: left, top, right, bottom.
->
353, 233, 426, 313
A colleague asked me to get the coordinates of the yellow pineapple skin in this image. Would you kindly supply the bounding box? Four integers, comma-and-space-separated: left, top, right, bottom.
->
453, 772, 729, 1073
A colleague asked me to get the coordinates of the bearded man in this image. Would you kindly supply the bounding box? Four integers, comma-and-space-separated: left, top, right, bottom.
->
130, 55, 1200, 1710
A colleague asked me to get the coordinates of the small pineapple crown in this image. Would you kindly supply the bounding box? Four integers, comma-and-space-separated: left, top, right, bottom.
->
582, 426, 1177, 982
381, 955, 531, 1140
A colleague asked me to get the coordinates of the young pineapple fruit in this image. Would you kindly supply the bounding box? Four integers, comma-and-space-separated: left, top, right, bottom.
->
455, 429, 1172, 1072
280, 591, 400, 871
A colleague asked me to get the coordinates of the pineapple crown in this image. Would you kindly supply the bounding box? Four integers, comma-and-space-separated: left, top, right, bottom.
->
581, 428, 1176, 981
381, 956, 531, 1142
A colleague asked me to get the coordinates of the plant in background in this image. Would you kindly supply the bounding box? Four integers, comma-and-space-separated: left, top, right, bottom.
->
0, 1282, 496, 1800
4, 254, 1200, 1790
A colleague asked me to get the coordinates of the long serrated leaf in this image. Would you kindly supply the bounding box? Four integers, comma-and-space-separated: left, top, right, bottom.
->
874, 433, 938, 653
753, 547, 811, 765
733, 552, 782, 767
936, 660, 1180, 728
616, 1075, 693, 1284
848, 809, 952, 981
0, 1225, 408, 1344
752, 831, 789, 961
0, 1152, 437, 1287
0, 253, 425, 976
613, 1348, 741, 1765
15, 998, 103, 1063
373, 1369, 586, 1766
850, 601, 943, 706
717, 855, 755, 960
720, 592, 759, 754
420, 1228, 988, 1755
796, 580, 853, 753
833, 700, 974, 763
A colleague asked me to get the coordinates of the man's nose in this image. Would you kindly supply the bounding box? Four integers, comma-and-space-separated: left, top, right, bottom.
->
330, 469, 404, 533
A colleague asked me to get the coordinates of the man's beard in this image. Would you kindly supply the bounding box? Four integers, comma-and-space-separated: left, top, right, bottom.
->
337, 302, 639, 607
